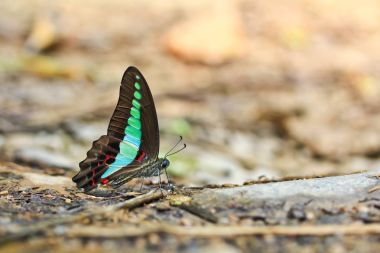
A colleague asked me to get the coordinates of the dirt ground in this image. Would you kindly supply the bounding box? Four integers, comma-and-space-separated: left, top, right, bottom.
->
1, 0, 380, 252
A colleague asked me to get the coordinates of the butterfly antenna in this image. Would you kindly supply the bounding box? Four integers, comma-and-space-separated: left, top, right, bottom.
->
164, 136, 183, 158
166, 143, 186, 157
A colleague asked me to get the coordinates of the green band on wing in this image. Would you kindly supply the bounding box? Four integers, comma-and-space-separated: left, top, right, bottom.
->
125, 125, 141, 139
134, 91, 142, 100
135, 82, 141, 90
132, 99, 141, 109
130, 107, 140, 119
128, 117, 141, 129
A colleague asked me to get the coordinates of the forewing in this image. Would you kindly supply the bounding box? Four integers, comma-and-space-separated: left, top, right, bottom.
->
119, 66, 159, 159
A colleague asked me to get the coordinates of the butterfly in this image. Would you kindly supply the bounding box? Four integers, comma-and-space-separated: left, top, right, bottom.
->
72, 66, 185, 192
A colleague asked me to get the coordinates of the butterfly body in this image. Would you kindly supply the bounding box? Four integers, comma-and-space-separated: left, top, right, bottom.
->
72, 66, 169, 193
109, 158, 170, 188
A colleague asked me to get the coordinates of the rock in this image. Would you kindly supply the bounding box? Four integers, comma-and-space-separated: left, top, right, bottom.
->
163, 2, 246, 65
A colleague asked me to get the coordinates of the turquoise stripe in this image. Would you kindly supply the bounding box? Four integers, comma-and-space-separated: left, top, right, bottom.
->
101, 154, 134, 178
110, 157, 129, 167
124, 134, 141, 147
119, 142, 138, 159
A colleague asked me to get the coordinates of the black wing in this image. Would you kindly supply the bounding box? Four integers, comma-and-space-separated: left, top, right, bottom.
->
72, 66, 160, 191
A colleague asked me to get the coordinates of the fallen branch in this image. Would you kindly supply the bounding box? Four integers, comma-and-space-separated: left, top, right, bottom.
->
63, 223, 380, 238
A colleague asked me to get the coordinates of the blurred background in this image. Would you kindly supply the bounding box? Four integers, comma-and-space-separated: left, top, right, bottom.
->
1, 0, 380, 186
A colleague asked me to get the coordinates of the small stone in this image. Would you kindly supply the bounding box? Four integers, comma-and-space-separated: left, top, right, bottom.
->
287, 205, 307, 221
179, 218, 192, 226
156, 201, 171, 211
168, 195, 192, 206
148, 233, 160, 245
305, 211, 315, 220
0, 190, 9, 196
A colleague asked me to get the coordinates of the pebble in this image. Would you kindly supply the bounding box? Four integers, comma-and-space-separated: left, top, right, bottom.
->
0, 190, 9, 196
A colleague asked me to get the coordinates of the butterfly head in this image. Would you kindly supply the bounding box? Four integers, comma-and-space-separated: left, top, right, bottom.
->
161, 158, 170, 169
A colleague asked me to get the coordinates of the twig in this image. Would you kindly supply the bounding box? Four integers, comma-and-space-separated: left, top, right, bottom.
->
177, 203, 218, 223
101, 190, 165, 212
63, 223, 380, 238
368, 185, 380, 193
0, 190, 165, 245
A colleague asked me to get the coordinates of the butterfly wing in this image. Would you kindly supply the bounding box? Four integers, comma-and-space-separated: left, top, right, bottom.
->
72, 66, 160, 191
108, 66, 159, 158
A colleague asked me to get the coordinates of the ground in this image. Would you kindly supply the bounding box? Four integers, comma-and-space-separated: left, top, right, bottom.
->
1, 0, 380, 252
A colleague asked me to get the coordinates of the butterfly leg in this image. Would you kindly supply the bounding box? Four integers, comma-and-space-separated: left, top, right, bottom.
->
137, 167, 148, 192
139, 176, 145, 192
157, 168, 163, 194
164, 168, 175, 192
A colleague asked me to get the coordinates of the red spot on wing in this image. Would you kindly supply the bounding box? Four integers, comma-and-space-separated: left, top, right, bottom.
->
101, 178, 109, 185
104, 154, 112, 164
137, 151, 146, 162
91, 154, 113, 187
91, 169, 95, 186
